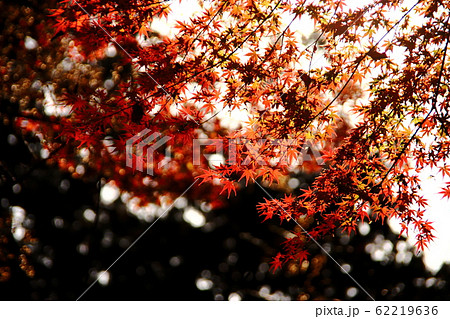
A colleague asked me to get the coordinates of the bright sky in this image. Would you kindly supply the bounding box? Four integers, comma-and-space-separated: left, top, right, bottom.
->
389, 168, 450, 273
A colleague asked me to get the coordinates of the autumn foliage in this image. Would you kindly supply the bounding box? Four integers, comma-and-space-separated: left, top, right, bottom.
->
5, 0, 450, 272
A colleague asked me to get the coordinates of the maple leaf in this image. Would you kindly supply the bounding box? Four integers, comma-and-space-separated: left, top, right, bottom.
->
269, 253, 284, 273
238, 169, 254, 186
138, 23, 150, 38
295, 250, 309, 263
260, 209, 274, 223
438, 183, 450, 199
439, 165, 450, 178
219, 179, 237, 198
201, 103, 216, 115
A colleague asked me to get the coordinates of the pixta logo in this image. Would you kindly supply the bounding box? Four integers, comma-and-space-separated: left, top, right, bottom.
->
126, 129, 324, 176
126, 129, 171, 176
